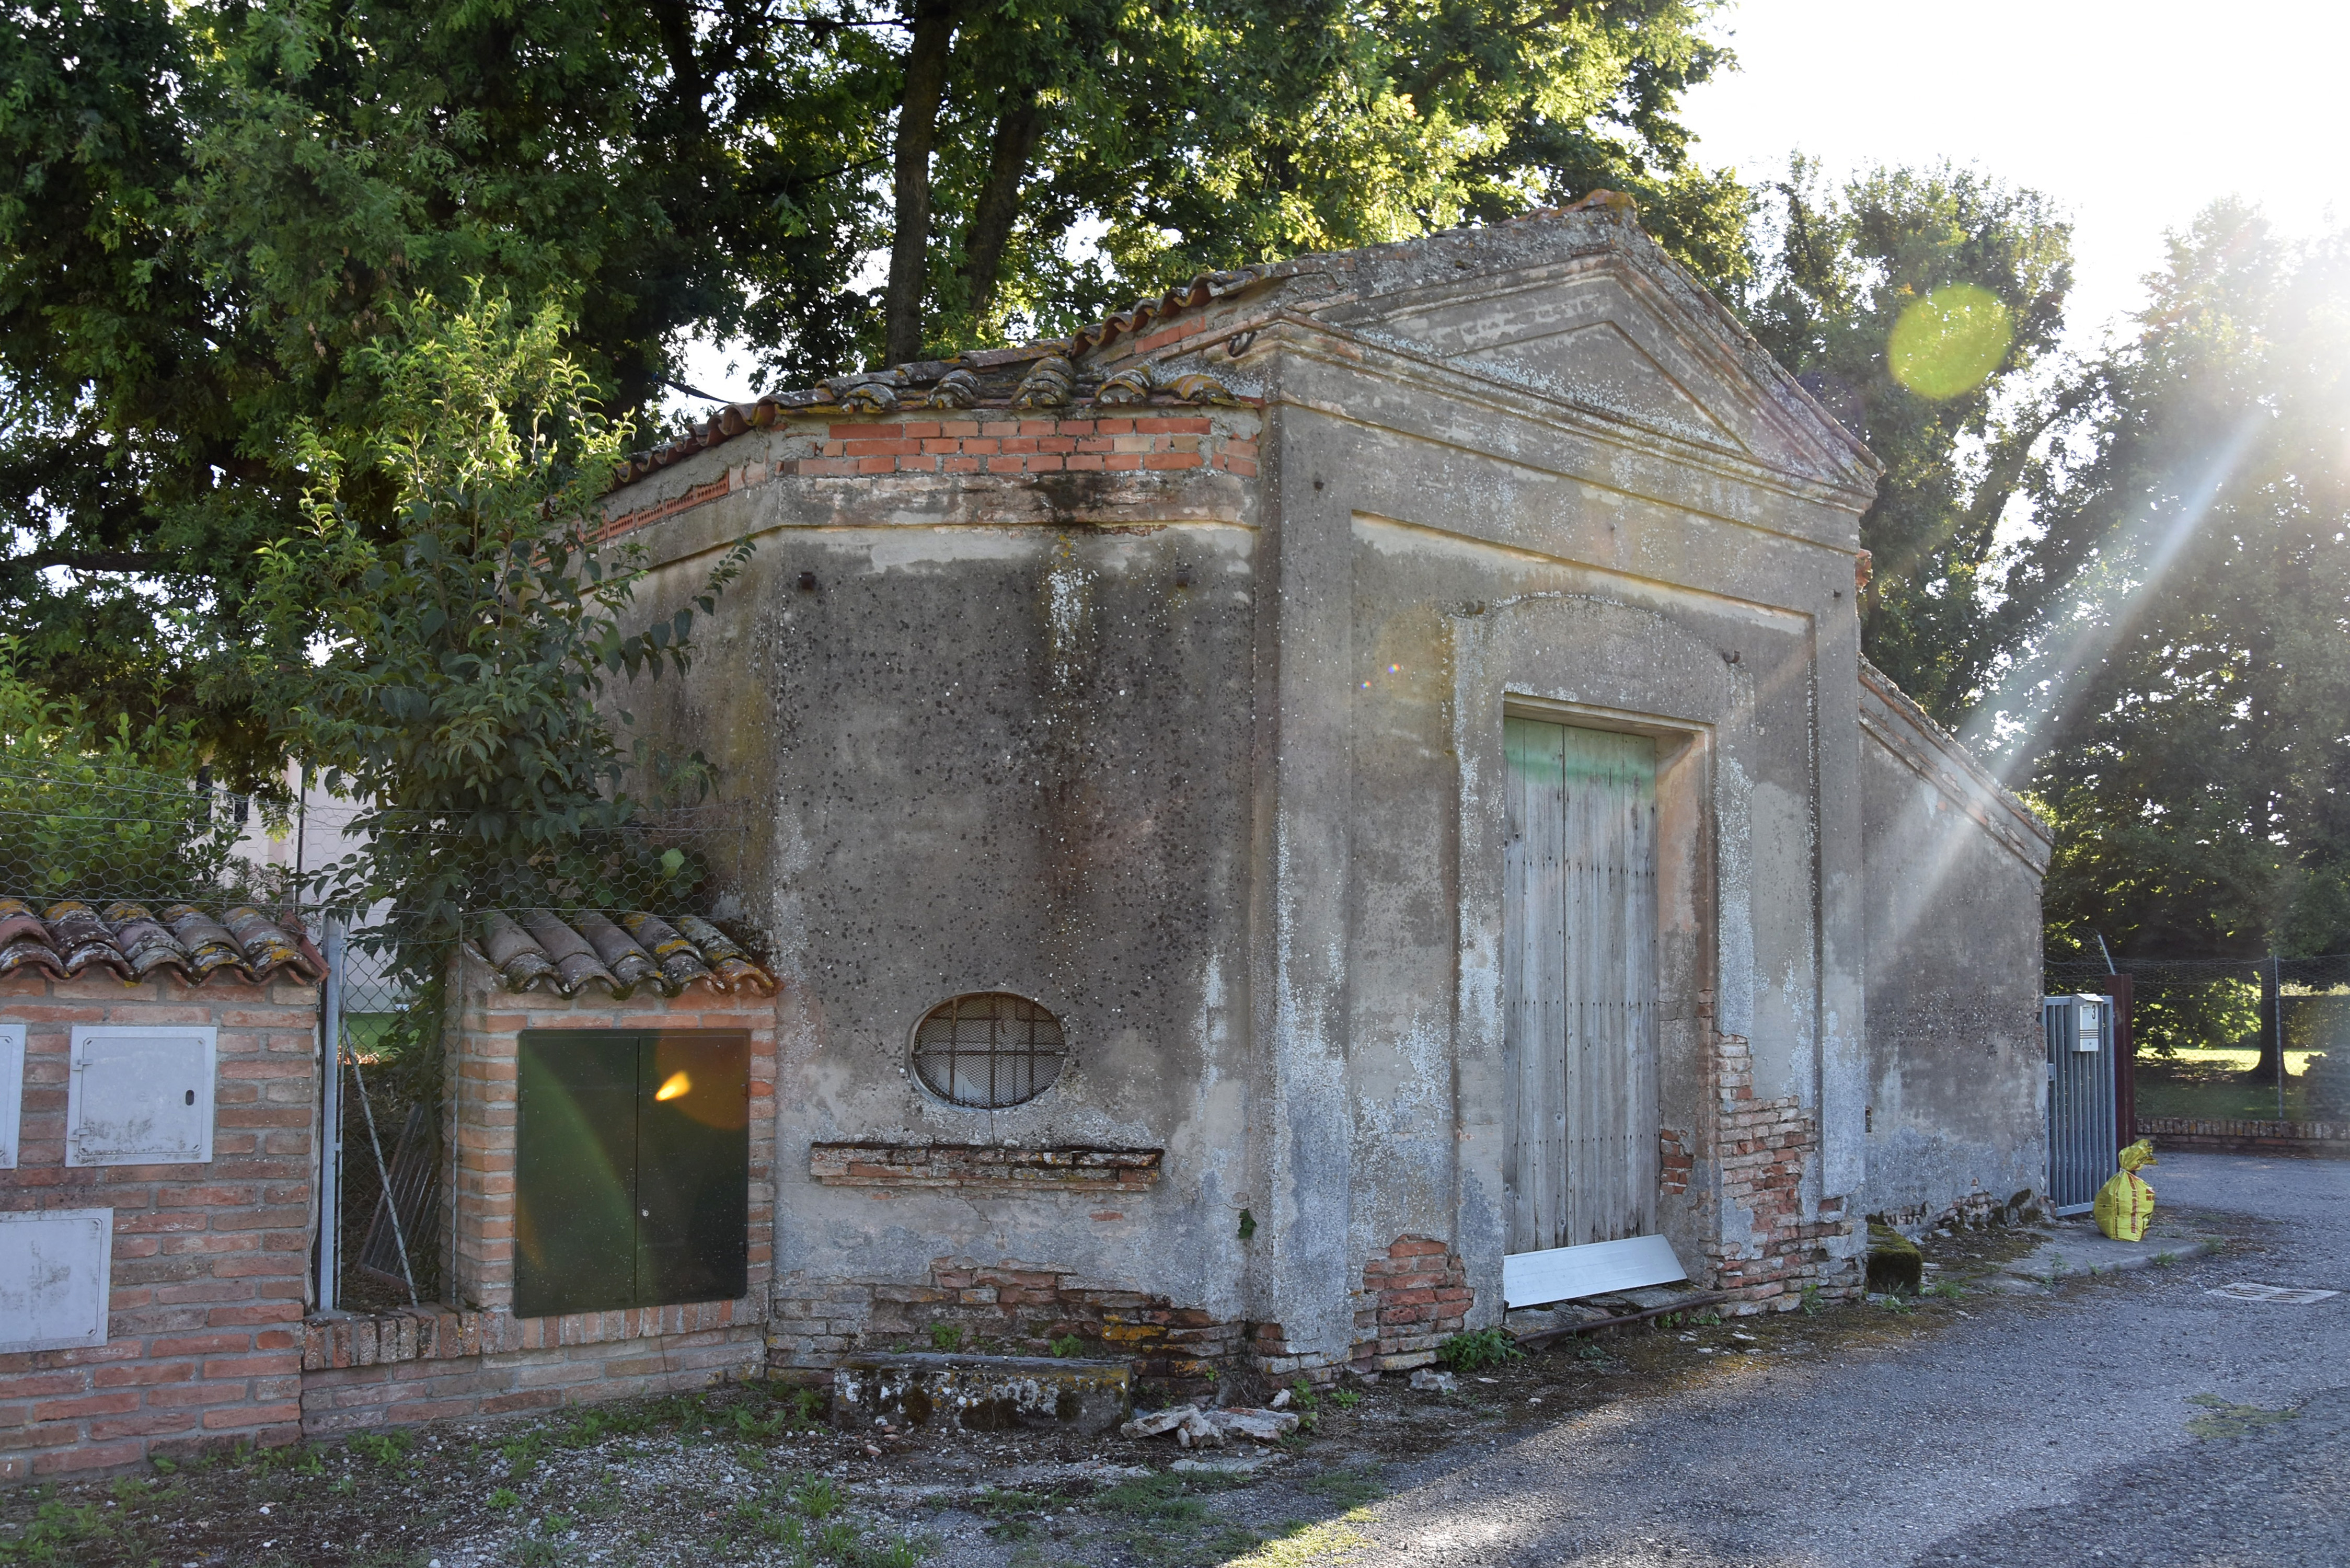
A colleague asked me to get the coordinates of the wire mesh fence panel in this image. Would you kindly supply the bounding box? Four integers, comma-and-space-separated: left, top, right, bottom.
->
326, 918, 435, 1312
2052, 954, 2350, 1127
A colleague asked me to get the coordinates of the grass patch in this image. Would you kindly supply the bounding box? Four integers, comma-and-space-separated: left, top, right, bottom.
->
2185, 1393, 2299, 1438
1088, 1472, 1252, 1565
1223, 1512, 1377, 1566
2135, 1053, 2318, 1121
1302, 1463, 1385, 1507
1435, 1328, 1524, 1373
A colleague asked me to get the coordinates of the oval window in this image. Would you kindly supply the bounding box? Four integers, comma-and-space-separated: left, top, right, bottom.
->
912, 993, 1067, 1109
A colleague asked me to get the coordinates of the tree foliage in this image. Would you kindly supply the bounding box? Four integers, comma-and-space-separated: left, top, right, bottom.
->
0, 645, 271, 904
253, 287, 745, 954
1996, 205, 2350, 965
1737, 158, 2073, 722
1, 0, 1742, 775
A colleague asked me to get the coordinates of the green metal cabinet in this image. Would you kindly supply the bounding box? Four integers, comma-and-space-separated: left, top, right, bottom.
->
514, 1031, 749, 1318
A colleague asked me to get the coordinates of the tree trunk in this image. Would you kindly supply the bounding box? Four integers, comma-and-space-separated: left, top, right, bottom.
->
885, 1, 960, 367
960, 91, 1043, 325
2252, 956, 2282, 1085
650, 0, 707, 132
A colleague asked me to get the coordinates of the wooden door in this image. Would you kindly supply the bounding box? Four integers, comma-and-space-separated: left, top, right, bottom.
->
1503, 718, 1659, 1254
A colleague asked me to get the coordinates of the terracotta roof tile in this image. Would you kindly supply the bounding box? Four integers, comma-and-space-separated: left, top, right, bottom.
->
468, 909, 776, 999
0, 898, 326, 987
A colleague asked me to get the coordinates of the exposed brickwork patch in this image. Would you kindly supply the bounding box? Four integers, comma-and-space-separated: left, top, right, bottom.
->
1660, 1128, 1693, 1196
769, 1259, 1243, 1395
1348, 1237, 1471, 1373
1703, 1033, 1856, 1309
807, 1143, 1161, 1191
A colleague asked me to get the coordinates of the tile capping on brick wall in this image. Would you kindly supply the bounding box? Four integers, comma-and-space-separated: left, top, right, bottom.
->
807, 1142, 1162, 1190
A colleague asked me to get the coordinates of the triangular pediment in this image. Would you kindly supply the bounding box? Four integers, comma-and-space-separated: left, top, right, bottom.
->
1335, 253, 1876, 491
1453, 318, 1738, 450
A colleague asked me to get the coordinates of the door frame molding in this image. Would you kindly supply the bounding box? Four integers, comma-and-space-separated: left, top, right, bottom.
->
1447, 590, 1750, 1323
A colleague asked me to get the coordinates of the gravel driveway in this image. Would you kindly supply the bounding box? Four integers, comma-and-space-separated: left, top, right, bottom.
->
1355, 1152, 2350, 1567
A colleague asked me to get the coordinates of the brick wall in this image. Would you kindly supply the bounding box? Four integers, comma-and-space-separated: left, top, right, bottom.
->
768, 1259, 1245, 1396
0, 971, 319, 1479
270, 956, 789, 1437
600, 411, 1261, 539
1702, 1032, 1857, 1310
443, 955, 776, 1314
2136, 1115, 2350, 1159
298, 1301, 763, 1435
1350, 1237, 1471, 1374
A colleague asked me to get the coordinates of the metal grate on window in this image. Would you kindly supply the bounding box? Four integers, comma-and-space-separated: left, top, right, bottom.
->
912, 993, 1067, 1109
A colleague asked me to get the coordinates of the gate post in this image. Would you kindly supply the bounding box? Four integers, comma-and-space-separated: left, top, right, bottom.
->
317, 919, 344, 1313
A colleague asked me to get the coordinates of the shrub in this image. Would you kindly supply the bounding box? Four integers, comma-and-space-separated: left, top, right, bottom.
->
1435, 1328, 1524, 1373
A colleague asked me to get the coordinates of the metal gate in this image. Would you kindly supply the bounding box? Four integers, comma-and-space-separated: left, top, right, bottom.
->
2045, 994, 2116, 1215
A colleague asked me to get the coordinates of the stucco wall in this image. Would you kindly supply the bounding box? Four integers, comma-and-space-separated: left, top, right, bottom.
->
1249, 344, 1872, 1340
616, 425, 1265, 1338
1856, 666, 2053, 1228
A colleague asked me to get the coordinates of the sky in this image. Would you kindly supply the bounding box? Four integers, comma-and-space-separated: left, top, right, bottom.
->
1679, 0, 2350, 352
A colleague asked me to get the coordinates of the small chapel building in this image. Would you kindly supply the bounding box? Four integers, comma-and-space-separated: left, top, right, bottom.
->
595, 193, 2053, 1382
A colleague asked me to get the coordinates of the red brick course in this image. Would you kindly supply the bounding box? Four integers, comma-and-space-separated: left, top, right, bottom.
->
2135, 1114, 2350, 1158
767, 1259, 1249, 1397
0, 970, 319, 1480
296, 1302, 763, 1435
597, 409, 1261, 540
1349, 1237, 1472, 1373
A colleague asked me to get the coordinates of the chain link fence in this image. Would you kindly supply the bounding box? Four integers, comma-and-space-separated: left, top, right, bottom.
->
2049, 952, 2350, 1126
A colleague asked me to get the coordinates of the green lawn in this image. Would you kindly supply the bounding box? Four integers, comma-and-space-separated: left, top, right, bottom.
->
2134, 1048, 2325, 1121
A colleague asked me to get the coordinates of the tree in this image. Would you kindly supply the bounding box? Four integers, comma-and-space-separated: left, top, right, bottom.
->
899, 0, 1753, 356
1, 0, 868, 783
0, 644, 271, 904
1736, 158, 2075, 722
1994, 205, 2350, 993
252, 286, 746, 954
2, 0, 1746, 781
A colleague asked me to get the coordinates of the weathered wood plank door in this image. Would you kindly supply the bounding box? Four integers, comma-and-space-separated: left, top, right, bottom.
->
1503, 718, 1659, 1253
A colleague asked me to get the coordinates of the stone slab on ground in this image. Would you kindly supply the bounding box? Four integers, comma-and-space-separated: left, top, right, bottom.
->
831, 1352, 1131, 1435
1985, 1215, 2221, 1291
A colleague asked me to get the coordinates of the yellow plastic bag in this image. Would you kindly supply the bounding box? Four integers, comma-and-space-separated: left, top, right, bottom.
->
2093, 1138, 2158, 1241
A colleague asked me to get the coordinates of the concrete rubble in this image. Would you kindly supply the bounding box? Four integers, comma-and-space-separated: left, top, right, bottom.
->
1118, 1404, 1301, 1446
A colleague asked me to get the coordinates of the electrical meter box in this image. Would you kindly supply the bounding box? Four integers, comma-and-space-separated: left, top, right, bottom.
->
513, 1029, 750, 1318
0, 1208, 114, 1353
0, 1022, 22, 1169
66, 1025, 216, 1167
